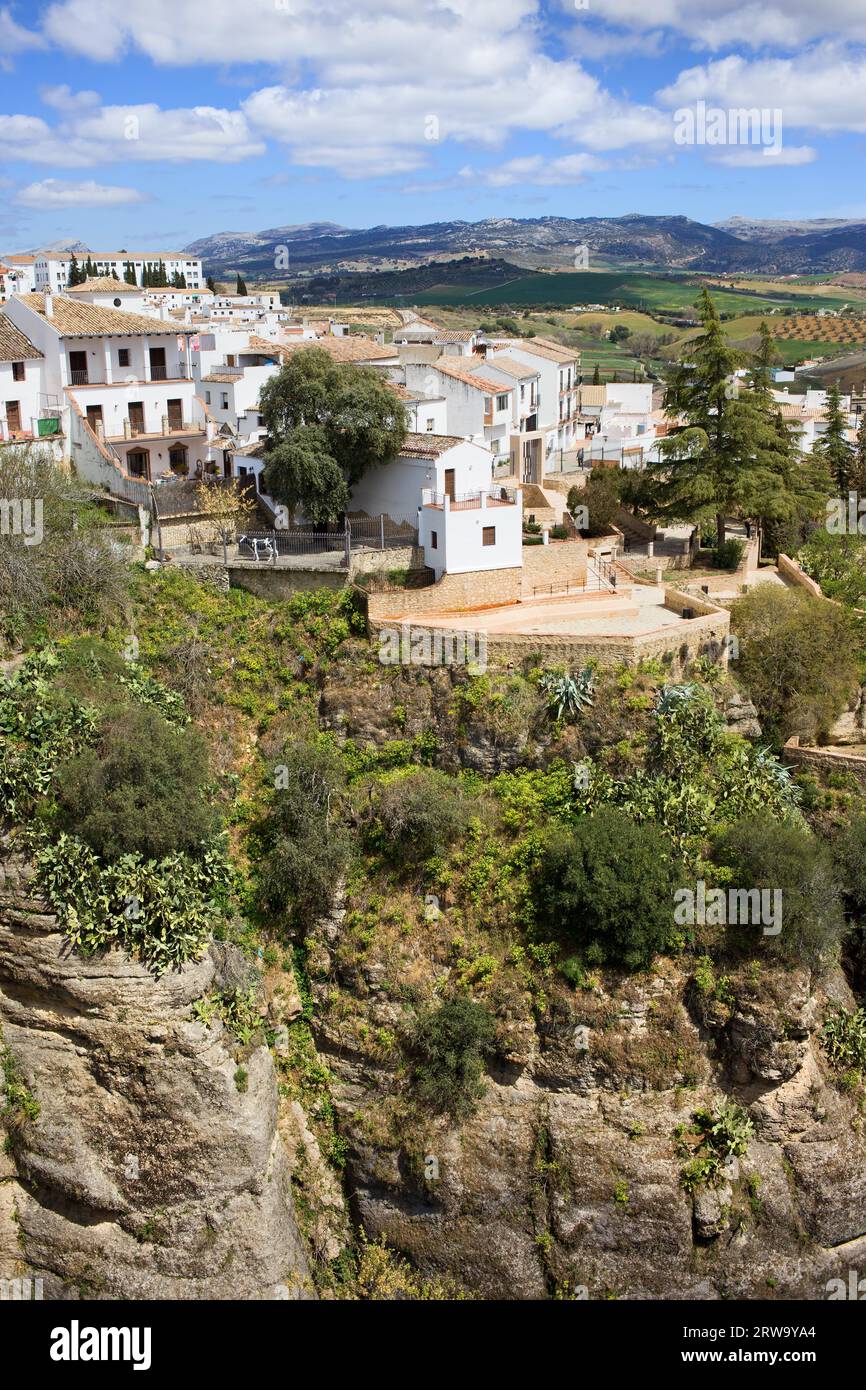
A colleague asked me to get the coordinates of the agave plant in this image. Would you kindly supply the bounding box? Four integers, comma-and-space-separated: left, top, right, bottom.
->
539, 667, 595, 722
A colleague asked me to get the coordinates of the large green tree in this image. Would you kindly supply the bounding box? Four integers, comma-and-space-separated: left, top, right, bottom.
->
813, 382, 852, 493
644, 292, 816, 547
259, 347, 406, 522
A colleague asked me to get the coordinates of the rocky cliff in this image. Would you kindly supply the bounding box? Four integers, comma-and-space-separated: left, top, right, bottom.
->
0, 842, 313, 1300
306, 891, 866, 1300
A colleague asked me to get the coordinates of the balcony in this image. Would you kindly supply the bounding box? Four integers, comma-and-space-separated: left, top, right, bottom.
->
422, 486, 519, 511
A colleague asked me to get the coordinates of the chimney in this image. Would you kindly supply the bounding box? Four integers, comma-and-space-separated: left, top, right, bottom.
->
44, 293, 53, 318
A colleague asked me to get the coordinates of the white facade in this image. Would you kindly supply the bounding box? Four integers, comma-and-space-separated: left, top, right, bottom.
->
0, 351, 45, 444
404, 361, 514, 455
3, 293, 215, 481
34, 252, 204, 292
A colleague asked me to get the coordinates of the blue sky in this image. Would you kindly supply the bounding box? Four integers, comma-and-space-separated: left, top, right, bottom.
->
1, 0, 864, 253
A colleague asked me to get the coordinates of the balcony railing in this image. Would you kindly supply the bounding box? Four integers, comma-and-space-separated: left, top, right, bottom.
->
423, 486, 518, 510
150, 365, 168, 381
69, 369, 91, 385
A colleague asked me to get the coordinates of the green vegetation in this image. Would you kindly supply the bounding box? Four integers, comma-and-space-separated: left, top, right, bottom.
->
711, 818, 846, 968
257, 737, 351, 925
533, 808, 685, 971
679, 1101, 754, 1193
730, 585, 857, 742
409, 997, 496, 1119
55, 705, 215, 861
260, 348, 406, 523
372, 767, 475, 865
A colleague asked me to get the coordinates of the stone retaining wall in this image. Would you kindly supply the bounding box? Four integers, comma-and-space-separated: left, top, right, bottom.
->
783, 737, 866, 788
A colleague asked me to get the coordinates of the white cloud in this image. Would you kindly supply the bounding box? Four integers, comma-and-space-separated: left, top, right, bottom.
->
14, 178, 149, 207
0, 5, 46, 54
0, 99, 265, 166
29, 0, 676, 179
481, 153, 608, 186
659, 48, 866, 136
709, 146, 818, 168
566, 0, 866, 50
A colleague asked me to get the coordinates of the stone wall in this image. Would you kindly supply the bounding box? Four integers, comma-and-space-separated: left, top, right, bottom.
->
778, 553, 823, 598
228, 563, 348, 598
783, 737, 866, 788
366, 566, 523, 618
521, 540, 589, 594
366, 588, 729, 675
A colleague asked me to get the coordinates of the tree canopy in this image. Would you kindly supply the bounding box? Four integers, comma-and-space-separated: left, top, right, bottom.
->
260, 347, 407, 523
643, 291, 828, 546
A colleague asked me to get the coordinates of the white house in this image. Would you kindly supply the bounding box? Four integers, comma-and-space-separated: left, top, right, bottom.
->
34, 251, 204, 293
0, 315, 49, 445
4, 291, 216, 482
404, 358, 514, 457
488, 336, 581, 458
0, 256, 37, 296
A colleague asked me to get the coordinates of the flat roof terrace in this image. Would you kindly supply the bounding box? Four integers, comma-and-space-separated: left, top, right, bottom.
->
380, 584, 690, 639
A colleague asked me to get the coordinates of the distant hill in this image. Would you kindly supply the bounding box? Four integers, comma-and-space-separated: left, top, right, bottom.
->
183, 214, 866, 280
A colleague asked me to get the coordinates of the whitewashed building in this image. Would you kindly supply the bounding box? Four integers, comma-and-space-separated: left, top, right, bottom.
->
4, 292, 216, 482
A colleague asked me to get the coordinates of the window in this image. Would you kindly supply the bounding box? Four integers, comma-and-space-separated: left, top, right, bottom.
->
483, 526, 496, 547
118, 348, 130, 367
205, 391, 211, 405
425, 417, 434, 431
430, 531, 438, 549
496, 393, 509, 411
12, 362, 24, 382
258, 415, 265, 427
221, 394, 229, 409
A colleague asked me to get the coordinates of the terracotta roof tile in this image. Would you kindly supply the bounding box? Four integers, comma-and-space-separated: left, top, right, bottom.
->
0, 313, 43, 361
16, 292, 194, 338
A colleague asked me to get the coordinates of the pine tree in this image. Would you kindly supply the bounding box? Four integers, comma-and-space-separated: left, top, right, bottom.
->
68, 253, 81, 286
644, 287, 816, 547
206, 276, 215, 293
236, 274, 248, 296
849, 412, 866, 496
177, 272, 186, 289
592, 362, 600, 385
124, 261, 137, 285
813, 382, 852, 492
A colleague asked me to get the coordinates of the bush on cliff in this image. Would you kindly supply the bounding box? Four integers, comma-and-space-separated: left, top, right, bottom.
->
532, 807, 684, 971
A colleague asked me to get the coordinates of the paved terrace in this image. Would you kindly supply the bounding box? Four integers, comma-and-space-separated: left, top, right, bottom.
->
382, 584, 689, 638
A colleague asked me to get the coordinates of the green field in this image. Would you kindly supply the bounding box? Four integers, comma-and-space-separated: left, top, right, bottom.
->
409, 270, 803, 316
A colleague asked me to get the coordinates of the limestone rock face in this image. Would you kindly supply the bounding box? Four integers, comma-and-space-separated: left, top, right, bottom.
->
723, 692, 762, 740
307, 872, 866, 1299
0, 846, 313, 1300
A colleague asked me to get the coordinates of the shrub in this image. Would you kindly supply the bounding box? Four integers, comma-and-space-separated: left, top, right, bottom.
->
711, 817, 846, 969
581, 467, 622, 536
54, 705, 215, 862
409, 997, 496, 1118
713, 538, 745, 571
831, 815, 866, 915
258, 738, 350, 923
532, 808, 685, 971
730, 586, 858, 742
375, 768, 474, 864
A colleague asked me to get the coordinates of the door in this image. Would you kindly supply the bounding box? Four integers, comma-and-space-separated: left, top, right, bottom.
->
6, 401, 21, 434
167, 398, 184, 431
127, 449, 149, 479
128, 402, 145, 435
68, 350, 87, 385
149, 347, 167, 380
444, 468, 456, 501
86, 404, 103, 434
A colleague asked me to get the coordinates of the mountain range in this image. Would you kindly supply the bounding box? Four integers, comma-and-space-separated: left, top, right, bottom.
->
183, 215, 866, 280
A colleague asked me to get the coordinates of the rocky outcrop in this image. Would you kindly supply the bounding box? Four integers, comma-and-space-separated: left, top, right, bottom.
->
0, 843, 313, 1300
723, 692, 762, 740
306, 881, 866, 1299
